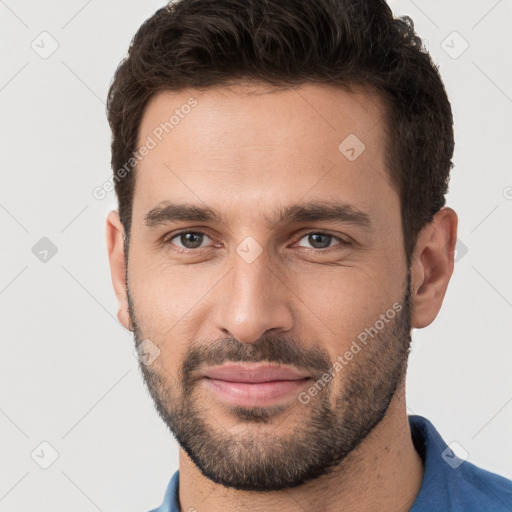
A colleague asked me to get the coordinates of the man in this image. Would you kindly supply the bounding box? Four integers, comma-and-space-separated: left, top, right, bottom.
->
105, 0, 512, 510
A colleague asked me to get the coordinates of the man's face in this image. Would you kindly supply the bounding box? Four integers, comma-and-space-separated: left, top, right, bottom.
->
126, 83, 412, 490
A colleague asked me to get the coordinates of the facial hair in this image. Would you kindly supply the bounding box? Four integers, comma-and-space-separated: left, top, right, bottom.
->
128, 270, 413, 491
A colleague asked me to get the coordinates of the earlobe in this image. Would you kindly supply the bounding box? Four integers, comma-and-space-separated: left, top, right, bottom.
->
410, 207, 458, 329
106, 210, 131, 331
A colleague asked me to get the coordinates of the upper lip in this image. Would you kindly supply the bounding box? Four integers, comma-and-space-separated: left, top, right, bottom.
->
201, 363, 310, 383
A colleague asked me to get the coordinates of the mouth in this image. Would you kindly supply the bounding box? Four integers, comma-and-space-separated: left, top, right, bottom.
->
199, 363, 311, 408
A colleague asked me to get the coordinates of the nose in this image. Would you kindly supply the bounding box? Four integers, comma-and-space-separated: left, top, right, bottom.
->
213, 251, 295, 344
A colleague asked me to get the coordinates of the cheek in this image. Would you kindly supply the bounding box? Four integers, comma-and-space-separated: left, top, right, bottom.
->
292, 260, 403, 353
130, 248, 201, 316
128, 253, 219, 348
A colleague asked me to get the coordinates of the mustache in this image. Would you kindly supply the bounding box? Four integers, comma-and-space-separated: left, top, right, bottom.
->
181, 335, 332, 378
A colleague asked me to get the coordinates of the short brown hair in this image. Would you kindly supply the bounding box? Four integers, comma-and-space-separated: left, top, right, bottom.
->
107, 0, 454, 267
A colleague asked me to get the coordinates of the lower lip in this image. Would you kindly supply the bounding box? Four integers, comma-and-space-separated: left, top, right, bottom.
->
201, 377, 310, 407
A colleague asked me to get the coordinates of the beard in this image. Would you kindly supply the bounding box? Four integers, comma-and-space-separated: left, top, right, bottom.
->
128, 270, 413, 492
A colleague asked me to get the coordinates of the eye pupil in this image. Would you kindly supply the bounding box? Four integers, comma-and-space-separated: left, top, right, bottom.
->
309, 233, 331, 248
181, 232, 203, 248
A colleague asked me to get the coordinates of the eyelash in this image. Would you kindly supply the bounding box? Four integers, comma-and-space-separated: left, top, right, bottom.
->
162, 230, 352, 253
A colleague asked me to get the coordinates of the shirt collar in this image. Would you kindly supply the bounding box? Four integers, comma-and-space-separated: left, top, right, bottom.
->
152, 415, 479, 512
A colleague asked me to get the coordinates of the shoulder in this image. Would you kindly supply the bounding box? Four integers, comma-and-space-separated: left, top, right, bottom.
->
409, 415, 512, 512
454, 460, 512, 510
145, 470, 180, 512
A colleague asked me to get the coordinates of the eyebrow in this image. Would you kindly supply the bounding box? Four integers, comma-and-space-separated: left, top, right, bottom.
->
145, 203, 223, 226
144, 200, 373, 230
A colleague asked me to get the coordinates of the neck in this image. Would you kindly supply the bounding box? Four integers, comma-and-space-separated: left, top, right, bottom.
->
177, 385, 424, 512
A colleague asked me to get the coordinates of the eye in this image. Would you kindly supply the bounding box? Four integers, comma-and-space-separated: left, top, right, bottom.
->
295, 232, 350, 250
166, 231, 213, 250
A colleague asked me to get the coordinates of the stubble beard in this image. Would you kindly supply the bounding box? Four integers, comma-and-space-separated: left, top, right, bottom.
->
128, 271, 413, 491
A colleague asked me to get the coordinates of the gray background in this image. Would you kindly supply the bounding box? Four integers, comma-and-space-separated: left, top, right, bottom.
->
1, 0, 511, 510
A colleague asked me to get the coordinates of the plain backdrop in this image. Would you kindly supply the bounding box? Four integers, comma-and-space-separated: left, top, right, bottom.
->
1, 0, 511, 511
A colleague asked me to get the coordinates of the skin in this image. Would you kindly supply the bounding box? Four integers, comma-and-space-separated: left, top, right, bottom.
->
106, 82, 458, 511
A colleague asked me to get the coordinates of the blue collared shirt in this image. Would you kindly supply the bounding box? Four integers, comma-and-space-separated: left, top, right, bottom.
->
148, 415, 512, 511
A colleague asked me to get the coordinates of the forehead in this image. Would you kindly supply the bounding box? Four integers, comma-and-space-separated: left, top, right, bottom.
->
133, 82, 396, 227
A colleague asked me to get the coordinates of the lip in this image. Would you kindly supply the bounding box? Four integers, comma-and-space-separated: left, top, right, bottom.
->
199, 363, 311, 407
201, 363, 310, 383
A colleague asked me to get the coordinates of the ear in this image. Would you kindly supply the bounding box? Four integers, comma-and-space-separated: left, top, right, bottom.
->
409, 206, 458, 329
106, 210, 131, 331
